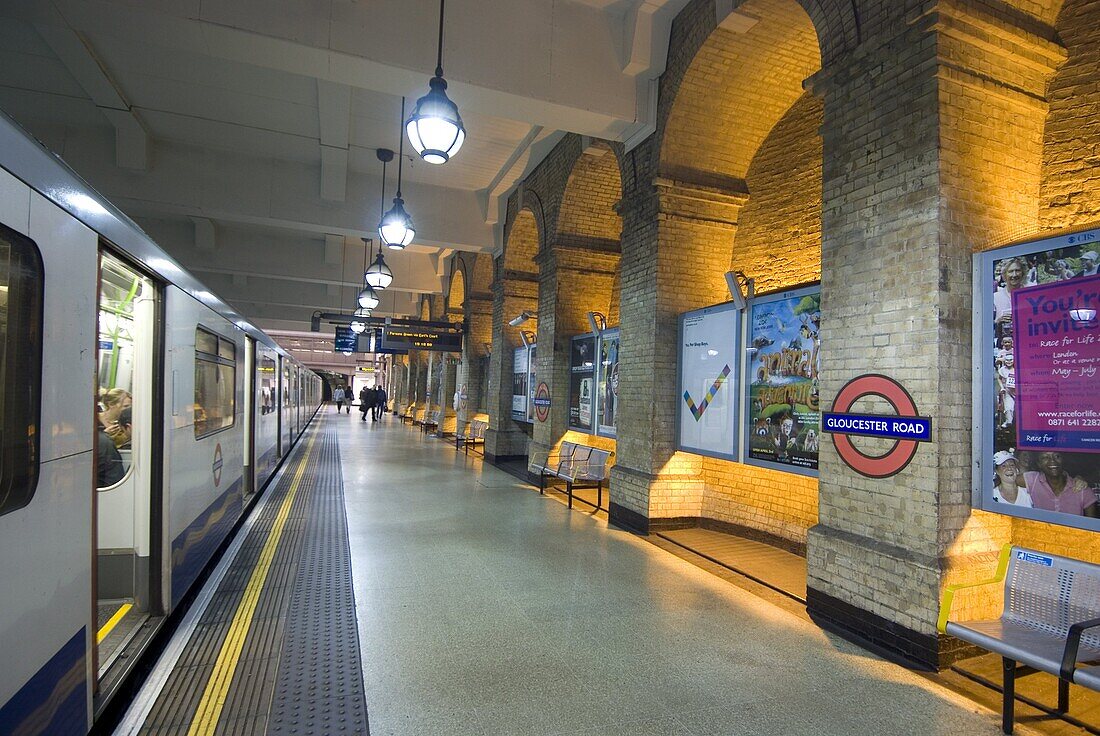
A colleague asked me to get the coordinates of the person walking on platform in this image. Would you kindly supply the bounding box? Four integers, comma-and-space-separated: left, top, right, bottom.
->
359, 385, 376, 422
373, 385, 387, 421
333, 385, 346, 413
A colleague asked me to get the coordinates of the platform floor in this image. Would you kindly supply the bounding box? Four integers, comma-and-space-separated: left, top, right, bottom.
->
119, 413, 1067, 736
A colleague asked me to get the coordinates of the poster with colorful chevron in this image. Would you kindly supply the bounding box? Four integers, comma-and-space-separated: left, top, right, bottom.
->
745, 284, 821, 476
678, 301, 741, 460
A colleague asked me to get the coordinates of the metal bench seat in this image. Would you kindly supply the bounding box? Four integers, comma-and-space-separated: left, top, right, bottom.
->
946, 618, 1100, 676
939, 545, 1100, 733
538, 442, 612, 510
422, 409, 441, 434
1077, 666, 1100, 690
455, 419, 487, 454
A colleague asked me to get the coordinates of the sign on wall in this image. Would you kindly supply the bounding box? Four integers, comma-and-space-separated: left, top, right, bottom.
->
526, 346, 538, 423
381, 325, 463, 352
744, 285, 821, 476
677, 302, 740, 460
334, 326, 360, 353
568, 334, 597, 432
597, 329, 619, 437
976, 228, 1100, 533
512, 346, 530, 422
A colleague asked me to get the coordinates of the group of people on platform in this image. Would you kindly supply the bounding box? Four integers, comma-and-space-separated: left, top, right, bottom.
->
332, 384, 388, 422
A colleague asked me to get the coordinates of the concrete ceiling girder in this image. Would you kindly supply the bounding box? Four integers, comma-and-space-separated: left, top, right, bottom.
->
33, 23, 150, 169
53, 129, 493, 253
37, 0, 681, 140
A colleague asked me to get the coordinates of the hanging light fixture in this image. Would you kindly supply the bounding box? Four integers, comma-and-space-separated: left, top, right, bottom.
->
364, 150, 394, 287
406, 0, 465, 165
357, 235, 381, 309
379, 97, 416, 249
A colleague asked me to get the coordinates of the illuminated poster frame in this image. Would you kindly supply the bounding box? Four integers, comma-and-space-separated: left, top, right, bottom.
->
512, 346, 529, 422
743, 284, 821, 478
974, 227, 1100, 533
677, 301, 741, 461
596, 329, 619, 438
568, 334, 597, 432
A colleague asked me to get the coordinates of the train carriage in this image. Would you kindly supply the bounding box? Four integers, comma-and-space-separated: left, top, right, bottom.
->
0, 111, 323, 735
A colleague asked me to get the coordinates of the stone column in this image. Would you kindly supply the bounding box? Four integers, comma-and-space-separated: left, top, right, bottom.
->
528, 244, 620, 475
440, 354, 458, 434
485, 260, 538, 462
459, 296, 493, 427
390, 355, 406, 414
609, 177, 746, 531
804, 4, 1065, 669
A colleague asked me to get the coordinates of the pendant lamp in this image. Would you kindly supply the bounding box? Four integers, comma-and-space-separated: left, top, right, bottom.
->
379, 98, 415, 249
364, 150, 394, 287
406, 0, 465, 165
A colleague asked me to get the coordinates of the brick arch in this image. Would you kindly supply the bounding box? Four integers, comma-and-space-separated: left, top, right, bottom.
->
731, 91, 823, 292
469, 253, 493, 295
418, 296, 431, 322
1039, 0, 1100, 230
504, 207, 541, 277
447, 263, 466, 320
657, 0, 822, 190
554, 140, 623, 252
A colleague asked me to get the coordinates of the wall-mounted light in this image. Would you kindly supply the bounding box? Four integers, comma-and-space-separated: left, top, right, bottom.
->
508, 310, 536, 327
587, 311, 607, 335
406, 0, 465, 165
519, 330, 536, 347
1069, 307, 1097, 323
725, 270, 755, 311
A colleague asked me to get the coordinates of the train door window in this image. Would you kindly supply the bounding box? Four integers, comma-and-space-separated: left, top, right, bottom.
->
260, 357, 276, 415
194, 327, 235, 438
0, 225, 43, 516
95, 250, 156, 679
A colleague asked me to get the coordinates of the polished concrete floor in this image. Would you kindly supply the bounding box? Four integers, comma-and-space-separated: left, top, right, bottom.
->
338, 413, 1022, 736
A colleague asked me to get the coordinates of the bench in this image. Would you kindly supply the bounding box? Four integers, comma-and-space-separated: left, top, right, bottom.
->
534, 441, 613, 511
421, 409, 441, 435
939, 545, 1100, 734
455, 419, 487, 454
401, 404, 417, 424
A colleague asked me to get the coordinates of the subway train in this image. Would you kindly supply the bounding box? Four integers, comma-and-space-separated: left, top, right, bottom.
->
0, 111, 323, 734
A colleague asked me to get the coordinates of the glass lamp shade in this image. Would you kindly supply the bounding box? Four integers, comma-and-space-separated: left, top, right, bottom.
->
357, 284, 380, 310
354, 307, 372, 319
364, 251, 393, 289
350, 320, 367, 334
406, 76, 465, 165
378, 197, 415, 249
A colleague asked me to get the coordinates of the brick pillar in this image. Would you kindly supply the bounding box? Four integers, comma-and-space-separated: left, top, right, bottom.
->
459, 297, 493, 426
440, 354, 458, 433
391, 355, 406, 414
528, 245, 620, 475
804, 4, 1065, 669
426, 351, 440, 413
485, 264, 538, 462
609, 177, 747, 531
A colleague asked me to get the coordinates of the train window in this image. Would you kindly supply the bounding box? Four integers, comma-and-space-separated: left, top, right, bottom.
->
194, 327, 236, 438
0, 226, 43, 516
260, 356, 276, 415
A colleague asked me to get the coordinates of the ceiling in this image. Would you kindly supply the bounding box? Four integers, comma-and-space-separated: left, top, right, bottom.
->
0, 0, 688, 347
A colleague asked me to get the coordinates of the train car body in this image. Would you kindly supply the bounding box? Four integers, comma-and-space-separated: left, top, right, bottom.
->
0, 111, 323, 734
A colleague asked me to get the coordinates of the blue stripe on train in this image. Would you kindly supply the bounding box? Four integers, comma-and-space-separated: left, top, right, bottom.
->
0, 628, 86, 736
171, 477, 243, 607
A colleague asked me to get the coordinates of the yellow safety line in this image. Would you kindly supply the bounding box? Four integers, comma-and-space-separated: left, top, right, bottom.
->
97, 603, 133, 645
186, 431, 318, 736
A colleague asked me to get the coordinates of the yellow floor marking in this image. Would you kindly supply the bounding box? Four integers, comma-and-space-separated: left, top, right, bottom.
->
97, 602, 133, 645
186, 431, 318, 736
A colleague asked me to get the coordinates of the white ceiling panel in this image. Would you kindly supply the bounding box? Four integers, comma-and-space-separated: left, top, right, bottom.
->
139, 109, 320, 164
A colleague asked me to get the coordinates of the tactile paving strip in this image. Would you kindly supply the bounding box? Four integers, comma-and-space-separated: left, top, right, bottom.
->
138, 419, 369, 735
268, 425, 369, 735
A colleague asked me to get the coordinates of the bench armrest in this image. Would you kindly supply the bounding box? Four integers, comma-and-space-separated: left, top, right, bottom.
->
568, 462, 609, 481
937, 545, 1012, 634
1060, 616, 1100, 680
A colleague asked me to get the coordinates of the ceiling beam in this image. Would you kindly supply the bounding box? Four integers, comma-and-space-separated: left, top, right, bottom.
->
317, 80, 351, 202
34, 24, 150, 170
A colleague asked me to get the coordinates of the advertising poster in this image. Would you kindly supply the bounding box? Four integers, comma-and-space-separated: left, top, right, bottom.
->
569, 334, 596, 432
745, 286, 820, 475
512, 346, 529, 421
678, 302, 740, 460
597, 330, 619, 437
527, 346, 537, 423
979, 229, 1100, 531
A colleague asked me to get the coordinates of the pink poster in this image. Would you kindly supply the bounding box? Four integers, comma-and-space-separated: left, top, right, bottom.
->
1011, 275, 1100, 453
